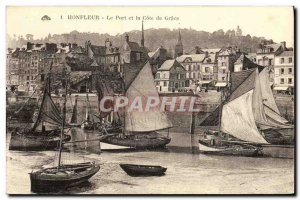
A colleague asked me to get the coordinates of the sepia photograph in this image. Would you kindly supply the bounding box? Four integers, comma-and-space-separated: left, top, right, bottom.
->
5, 6, 295, 195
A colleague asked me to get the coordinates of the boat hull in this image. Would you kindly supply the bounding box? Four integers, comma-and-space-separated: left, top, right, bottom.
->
261, 144, 294, 159
120, 164, 167, 176
9, 130, 71, 151
30, 162, 100, 193
198, 140, 262, 157
264, 128, 294, 145
101, 132, 171, 150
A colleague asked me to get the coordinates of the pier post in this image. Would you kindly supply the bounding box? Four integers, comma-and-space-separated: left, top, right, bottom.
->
190, 111, 195, 135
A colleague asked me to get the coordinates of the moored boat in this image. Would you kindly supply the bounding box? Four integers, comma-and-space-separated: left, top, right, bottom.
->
9, 130, 71, 151
30, 162, 100, 193
98, 61, 172, 150
120, 164, 167, 176
198, 140, 262, 157
102, 132, 171, 149
9, 68, 71, 151
29, 71, 100, 193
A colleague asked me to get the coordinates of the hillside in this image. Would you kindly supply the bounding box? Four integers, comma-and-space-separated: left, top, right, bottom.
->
7, 28, 268, 53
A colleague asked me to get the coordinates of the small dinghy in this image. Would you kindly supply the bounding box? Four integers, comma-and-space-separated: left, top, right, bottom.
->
120, 164, 167, 176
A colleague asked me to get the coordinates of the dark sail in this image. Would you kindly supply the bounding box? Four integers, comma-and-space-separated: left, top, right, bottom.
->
31, 85, 62, 131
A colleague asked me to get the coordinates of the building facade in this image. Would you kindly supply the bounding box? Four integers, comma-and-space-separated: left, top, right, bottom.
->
273, 50, 294, 94
155, 60, 187, 92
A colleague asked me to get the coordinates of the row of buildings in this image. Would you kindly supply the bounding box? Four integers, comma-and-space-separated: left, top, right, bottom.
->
153, 32, 294, 94
6, 24, 294, 95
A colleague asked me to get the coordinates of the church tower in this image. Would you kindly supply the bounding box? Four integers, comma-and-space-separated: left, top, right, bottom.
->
141, 20, 145, 47
175, 29, 183, 58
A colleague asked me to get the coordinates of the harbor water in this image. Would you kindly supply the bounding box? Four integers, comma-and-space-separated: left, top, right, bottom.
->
6, 127, 294, 194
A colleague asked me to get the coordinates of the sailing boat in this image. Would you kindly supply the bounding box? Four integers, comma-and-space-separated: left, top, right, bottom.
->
100, 61, 173, 149
9, 70, 71, 151
199, 67, 294, 157
81, 93, 95, 130
30, 71, 100, 193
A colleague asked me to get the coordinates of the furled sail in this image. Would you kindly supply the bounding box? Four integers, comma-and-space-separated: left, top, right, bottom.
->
96, 78, 115, 118
32, 87, 62, 131
125, 62, 173, 132
70, 96, 78, 123
221, 90, 268, 144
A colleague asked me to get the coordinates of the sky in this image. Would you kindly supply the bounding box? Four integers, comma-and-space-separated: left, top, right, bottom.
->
6, 6, 294, 46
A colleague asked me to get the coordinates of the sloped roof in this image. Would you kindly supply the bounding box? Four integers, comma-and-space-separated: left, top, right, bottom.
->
265, 43, 282, 52
203, 54, 217, 64
71, 46, 85, 54
90, 45, 106, 56
159, 60, 176, 71
278, 50, 293, 57
176, 54, 206, 63
90, 60, 99, 67
127, 41, 140, 51
202, 48, 221, 54
123, 61, 147, 89
229, 68, 256, 102
234, 54, 264, 71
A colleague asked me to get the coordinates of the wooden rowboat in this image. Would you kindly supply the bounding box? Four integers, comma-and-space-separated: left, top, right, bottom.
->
30, 162, 100, 193
120, 164, 167, 176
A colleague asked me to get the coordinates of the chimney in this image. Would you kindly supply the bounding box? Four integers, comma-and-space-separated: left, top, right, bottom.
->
125, 34, 129, 42
105, 38, 110, 47
205, 51, 209, 57
26, 42, 33, 50
195, 46, 201, 54
280, 41, 286, 50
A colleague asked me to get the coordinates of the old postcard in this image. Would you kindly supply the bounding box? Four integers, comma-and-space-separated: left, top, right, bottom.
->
6, 6, 295, 195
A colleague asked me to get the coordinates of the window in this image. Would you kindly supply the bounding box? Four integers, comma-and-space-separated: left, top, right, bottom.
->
288, 57, 292, 63
170, 82, 174, 87
288, 68, 292, 74
222, 69, 226, 74
163, 81, 167, 86
27, 76, 29, 80
156, 73, 160, 79
221, 62, 226, 66
222, 77, 225, 81
136, 53, 141, 61
280, 68, 284, 74
280, 58, 284, 64
197, 65, 200, 70
205, 67, 209, 73
185, 80, 189, 87
288, 78, 292, 84
280, 78, 284, 84
268, 59, 272, 65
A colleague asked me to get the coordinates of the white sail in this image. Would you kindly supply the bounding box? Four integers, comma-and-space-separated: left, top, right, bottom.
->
259, 68, 289, 124
221, 90, 268, 144
125, 62, 172, 132
252, 68, 292, 130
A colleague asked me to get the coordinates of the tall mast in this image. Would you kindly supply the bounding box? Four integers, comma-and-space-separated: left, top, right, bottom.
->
57, 67, 68, 170
141, 20, 145, 47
